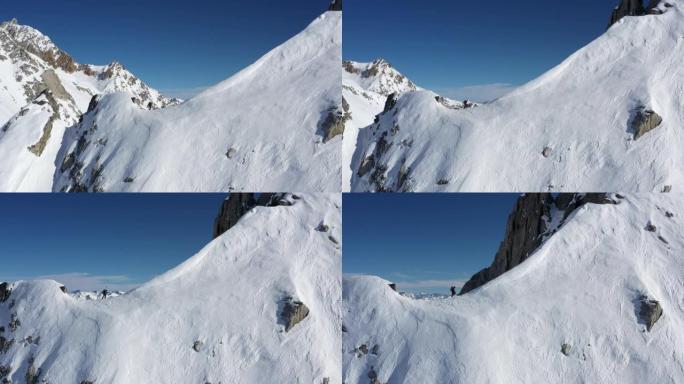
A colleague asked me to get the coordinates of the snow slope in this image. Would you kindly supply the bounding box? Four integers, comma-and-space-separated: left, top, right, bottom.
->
343, 193, 684, 383
0, 19, 179, 192
351, 2, 684, 192
0, 193, 341, 383
53, 11, 342, 192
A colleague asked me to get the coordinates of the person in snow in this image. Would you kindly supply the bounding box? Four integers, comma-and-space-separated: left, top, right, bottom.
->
450, 286, 457, 297
101, 289, 109, 300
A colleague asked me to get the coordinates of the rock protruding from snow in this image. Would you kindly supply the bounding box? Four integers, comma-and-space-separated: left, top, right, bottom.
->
609, 0, 647, 28
639, 295, 663, 331
632, 108, 663, 140
328, 0, 342, 11
213, 193, 298, 238
280, 297, 310, 332
0, 283, 10, 303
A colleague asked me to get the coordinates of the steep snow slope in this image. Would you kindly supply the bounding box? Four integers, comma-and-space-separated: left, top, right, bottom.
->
0, 19, 179, 192
343, 194, 684, 383
351, 2, 684, 192
53, 11, 342, 192
0, 194, 341, 383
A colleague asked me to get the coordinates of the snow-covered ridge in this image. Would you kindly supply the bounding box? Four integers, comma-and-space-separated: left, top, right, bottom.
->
343, 193, 684, 383
52, 11, 342, 192
351, 1, 684, 192
0, 193, 342, 383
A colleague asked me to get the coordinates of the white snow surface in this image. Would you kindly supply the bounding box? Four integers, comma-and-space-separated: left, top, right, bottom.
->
343, 194, 684, 383
53, 12, 342, 192
351, 4, 684, 192
0, 193, 342, 383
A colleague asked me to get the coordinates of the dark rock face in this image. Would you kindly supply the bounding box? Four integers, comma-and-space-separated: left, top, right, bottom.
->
25, 356, 39, 384
280, 298, 310, 332
213, 193, 296, 238
321, 97, 350, 143
0, 283, 10, 303
328, 0, 342, 11
608, 0, 646, 28
383, 93, 399, 113
461, 194, 619, 294
632, 108, 663, 140
0, 336, 14, 354
561, 343, 572, 356
192, 340, 203, 352
638, 295, 663, 331
460, 194, 554, 294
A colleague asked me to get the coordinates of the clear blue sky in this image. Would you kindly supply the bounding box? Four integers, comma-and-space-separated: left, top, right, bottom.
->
343, 194, 520, 294
1, 0, 328, 98
345, 0, 622, 100
0, 194, 226, 291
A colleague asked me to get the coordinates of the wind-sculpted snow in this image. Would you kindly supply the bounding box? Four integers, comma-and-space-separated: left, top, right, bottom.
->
53, 12, 342, 192
343, 194, 684, 383
0, 194, 341, 383
351, 3, 684, 192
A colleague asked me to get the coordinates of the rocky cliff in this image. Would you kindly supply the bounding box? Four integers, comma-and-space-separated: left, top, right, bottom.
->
460, 193, 620, 294
213, 193, 300, 238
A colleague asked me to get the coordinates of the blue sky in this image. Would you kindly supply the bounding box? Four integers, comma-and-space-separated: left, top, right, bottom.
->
343, 194, 520, 294
1, 0, 327, 99
0, 194, 226, 291
345, 0, 622, 101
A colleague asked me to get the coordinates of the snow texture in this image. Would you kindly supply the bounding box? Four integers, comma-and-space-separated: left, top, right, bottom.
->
343, 193, 684, 383
351, 3, 684, 192
0, 193, 342, 383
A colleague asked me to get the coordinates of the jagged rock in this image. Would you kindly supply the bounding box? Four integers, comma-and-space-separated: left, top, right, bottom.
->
0, 336, 14, 354
388, 283, 397, 291
328, 235, 339, 245
280, 298, 310, 332
437, 178, 450, 186
213, 193, 294, 238
123, 176, 134, 183
542, 147, 553, 158
608, 0, 646, 28
371, 344, 380, 355
226, 147, 237, 159
358, 344, 369, 355
322, 378, 330, 384
0, 282, 10, 303
358, 155, 375, 177
0, 365, 9, 379
383, 93, 399, 113
632, 108, 662, 140
638, 295, 663, 331
328, 0, 342, 11
561, 343, 572, 356
315, 223, 330, 232
321, 98, 350, 142
368, 366, 383, 384
461, 194, 553, 294
26, 90, 60, 157
645, 221, 657, 232
59, 285, 67, 293
662, 185, 672, 193
192, 340, 203, 352
8, 314, 20, 332
24, 356, 39, 384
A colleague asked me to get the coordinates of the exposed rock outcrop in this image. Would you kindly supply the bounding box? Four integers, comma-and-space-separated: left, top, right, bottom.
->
0, 283, 10, 303
608, 0, 646, 28
608, 0, 670, 28
212, 193, 296, 238
638, 295, 663, 331
321, 97, 350, 142
383, 93, 399, 113
632, 108, 662, 140
280, 297, 310, 332
328, 0, 342, 11
461, 194, 620, 294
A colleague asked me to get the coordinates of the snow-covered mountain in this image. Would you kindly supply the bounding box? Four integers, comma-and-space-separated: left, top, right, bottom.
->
0, 18, 180, 192
51, 11, 341, 193
0, 193, 342, 383
350, 0, 683, 192
342, 59, 471, 191
343, 193, 684, 383
1, 7, 342, 192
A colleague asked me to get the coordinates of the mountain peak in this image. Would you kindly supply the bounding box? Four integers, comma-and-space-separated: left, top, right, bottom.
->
343, 59, 418, 96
